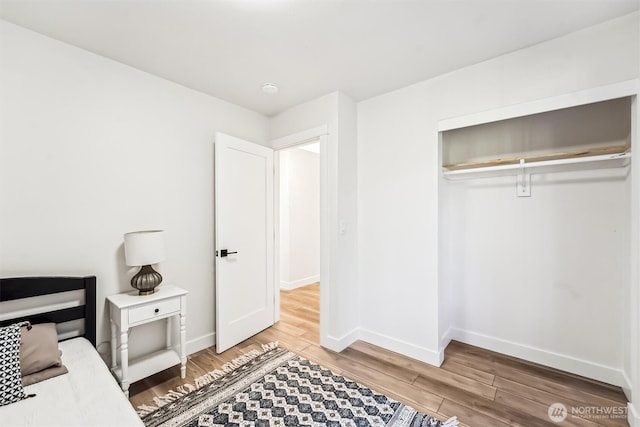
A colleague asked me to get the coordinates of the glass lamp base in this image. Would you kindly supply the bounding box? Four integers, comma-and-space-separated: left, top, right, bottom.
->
131, 265, 162, 295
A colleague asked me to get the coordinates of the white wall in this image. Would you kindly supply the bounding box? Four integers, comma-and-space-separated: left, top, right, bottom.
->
279, 147, 320, 290
357, 11, 639, 372
269, 95, 334, 141
333, 93, 359, 346
0, 20, 269, 359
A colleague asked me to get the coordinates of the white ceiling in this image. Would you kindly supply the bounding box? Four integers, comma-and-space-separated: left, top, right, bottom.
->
1, 0, 638, 117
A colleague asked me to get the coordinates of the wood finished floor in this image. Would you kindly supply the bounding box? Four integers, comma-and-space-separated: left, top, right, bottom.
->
129, 283, 629, 426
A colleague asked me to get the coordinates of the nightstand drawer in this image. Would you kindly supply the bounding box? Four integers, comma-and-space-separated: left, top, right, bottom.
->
128, 297, 181, 324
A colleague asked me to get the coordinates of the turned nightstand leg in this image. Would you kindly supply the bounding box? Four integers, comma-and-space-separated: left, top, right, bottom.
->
120, 329, 130, 397
179, 312, 186, 378
166, 316, 172, 350
110, 321, 117, 370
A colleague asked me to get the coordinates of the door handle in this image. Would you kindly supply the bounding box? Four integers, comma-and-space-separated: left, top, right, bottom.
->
218, 249, 238, 257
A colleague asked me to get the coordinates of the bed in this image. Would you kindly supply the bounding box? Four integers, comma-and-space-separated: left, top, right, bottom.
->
0, 276, 144, 426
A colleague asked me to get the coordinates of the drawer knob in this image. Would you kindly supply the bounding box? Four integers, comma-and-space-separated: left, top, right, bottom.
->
154, 308, 160, 313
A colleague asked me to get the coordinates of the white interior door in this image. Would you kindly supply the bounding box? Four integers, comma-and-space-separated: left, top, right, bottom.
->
215, 132, 274, 353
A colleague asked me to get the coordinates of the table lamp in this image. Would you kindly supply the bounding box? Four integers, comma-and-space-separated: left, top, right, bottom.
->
124, 230, 165, 295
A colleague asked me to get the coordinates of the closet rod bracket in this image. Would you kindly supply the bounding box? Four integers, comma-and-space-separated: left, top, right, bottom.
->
517, 159, 531, 197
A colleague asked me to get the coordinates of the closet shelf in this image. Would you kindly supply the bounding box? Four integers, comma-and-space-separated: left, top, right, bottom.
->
442, 143, 631, 177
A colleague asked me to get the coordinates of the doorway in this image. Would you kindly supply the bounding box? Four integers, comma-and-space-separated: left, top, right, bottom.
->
274, 136, 323, 345
278, 142, 320, 290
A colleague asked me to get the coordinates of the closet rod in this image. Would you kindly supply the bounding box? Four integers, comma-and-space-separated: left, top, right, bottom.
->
443, 151, 631, 177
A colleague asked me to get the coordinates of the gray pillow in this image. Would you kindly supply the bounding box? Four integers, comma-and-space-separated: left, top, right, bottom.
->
20, 323, 63, 376
21, 364, 68, 386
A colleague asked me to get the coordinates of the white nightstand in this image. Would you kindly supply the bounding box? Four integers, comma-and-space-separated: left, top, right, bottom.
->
106, 284, 188, 396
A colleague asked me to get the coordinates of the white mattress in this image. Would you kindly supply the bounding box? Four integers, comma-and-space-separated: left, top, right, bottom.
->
1, 337, 144, 427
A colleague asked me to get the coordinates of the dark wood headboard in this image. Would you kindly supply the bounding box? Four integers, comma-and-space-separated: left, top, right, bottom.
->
0, 276, 97, 347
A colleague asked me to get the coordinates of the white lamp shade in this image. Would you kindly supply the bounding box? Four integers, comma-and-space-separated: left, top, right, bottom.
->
124, 230, 165, 266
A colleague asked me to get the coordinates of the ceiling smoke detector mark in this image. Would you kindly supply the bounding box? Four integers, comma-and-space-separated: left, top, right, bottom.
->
262, 83, 279, 95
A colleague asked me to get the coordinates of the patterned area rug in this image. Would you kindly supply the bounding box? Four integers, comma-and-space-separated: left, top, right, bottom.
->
138, 344, 458, 427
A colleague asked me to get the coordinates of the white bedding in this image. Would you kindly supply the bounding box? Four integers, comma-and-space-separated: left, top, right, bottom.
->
1, 337, 144, 427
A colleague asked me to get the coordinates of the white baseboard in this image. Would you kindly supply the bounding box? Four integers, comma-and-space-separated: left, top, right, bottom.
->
280, 275, 320, 290
440, 327, 454, 360
320, 327, 444, 367
321, 328, 360, 352
621, 370, 633, 401
629, 402, 640, 427
450, 328, 629, 388
186, 332, 215, 355
359, 328, 442, 367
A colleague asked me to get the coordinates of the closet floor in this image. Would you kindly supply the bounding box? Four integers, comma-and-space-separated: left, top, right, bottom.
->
129, 283, 628, 427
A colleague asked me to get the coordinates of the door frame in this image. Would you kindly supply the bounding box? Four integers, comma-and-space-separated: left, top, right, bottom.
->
271, 125, 328, 341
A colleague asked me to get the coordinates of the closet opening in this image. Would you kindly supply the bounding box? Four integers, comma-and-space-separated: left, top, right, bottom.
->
438, 89, 635, 391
